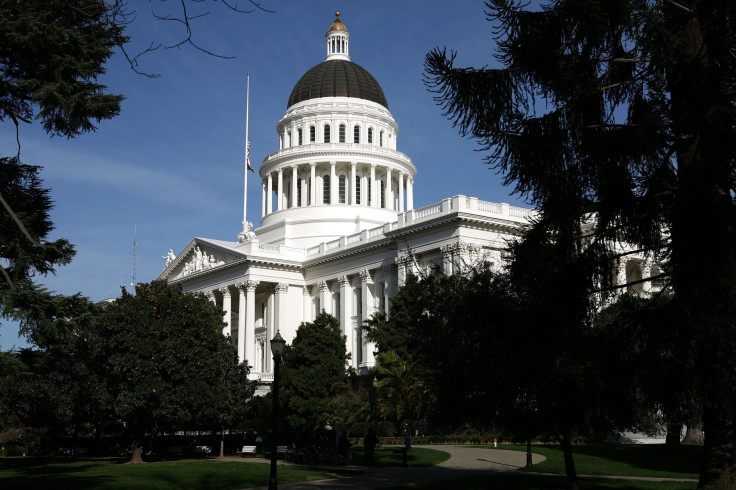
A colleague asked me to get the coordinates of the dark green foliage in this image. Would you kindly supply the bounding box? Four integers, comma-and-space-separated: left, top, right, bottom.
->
94, 280, 254, 462
366, 268, 517, 433
280, 312, 348, 430
425, 1, 736, 487
0, 158, 74, 307
0, 0, 125, 138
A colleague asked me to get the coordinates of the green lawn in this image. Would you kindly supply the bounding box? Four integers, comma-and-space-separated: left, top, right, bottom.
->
0, 457, 358, 490
389, 474, 697, 489
349, 445, 451, 467
496, 444, 701, 479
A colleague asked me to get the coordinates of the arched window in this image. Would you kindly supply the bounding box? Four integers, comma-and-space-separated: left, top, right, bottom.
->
323, 174, 331, 204
310, 125, 316, 143
355, 175, 361, 204
379, 130, 384, 147
297, 128, 303, 146
324, 125, 331, 143
354, 125, 360, 143
339, 124, 346, 143
287, 130, 291, 147
368, 127, 373, 144
339, 175, 346, 203
297, 177, 302, 206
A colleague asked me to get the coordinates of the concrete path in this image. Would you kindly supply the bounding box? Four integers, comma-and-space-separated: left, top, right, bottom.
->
242, 445, 545, 489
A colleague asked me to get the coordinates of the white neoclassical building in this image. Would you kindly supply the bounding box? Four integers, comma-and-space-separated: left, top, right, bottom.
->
159, 14, 655, 381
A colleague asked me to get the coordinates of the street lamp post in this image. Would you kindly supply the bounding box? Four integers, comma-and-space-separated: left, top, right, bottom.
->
372, 375, 378, 435
268, 331, 286, 490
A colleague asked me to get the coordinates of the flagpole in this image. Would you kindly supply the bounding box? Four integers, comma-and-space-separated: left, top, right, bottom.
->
243, 73, 250, 228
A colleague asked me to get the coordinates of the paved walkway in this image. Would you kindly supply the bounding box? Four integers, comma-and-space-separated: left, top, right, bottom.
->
241, 445, 546, 489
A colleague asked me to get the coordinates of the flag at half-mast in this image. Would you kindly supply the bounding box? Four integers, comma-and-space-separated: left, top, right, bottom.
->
246, 140, 254, 172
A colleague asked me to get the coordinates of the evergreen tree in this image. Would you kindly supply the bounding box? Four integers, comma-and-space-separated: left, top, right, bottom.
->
425, 1, 736, 487
280, 312, 348, 430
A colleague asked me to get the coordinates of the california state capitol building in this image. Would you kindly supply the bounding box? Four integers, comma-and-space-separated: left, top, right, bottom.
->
158, 13, 658, 384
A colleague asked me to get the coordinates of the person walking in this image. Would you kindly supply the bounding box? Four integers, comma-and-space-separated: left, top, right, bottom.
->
403, 422, 412, 450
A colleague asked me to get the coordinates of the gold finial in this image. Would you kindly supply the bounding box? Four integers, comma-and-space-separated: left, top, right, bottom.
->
329, 11, 347, 32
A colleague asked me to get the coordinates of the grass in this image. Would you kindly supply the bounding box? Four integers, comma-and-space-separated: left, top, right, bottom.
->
388, 474, 697, 489
0, 457, 359, 490
495, 444, 701, 479
349, 445, 451, 467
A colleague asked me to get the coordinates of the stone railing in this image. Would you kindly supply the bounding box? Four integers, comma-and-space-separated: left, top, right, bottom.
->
303, 195, 534, 260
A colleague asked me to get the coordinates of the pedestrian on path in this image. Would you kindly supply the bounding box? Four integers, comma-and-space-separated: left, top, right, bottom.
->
403, 422, 412, 450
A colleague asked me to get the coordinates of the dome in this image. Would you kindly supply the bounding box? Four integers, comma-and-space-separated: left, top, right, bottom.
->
287, 60, 389, 109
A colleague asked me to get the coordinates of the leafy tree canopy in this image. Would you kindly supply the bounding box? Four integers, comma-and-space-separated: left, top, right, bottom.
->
94, 280, 254, 463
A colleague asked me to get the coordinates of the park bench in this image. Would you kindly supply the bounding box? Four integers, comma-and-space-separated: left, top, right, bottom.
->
265, 445, 289, 459
238, 445, 257, 457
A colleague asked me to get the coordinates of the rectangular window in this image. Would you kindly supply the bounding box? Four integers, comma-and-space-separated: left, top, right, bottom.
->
297, 178, 302, 206
355, 175, 361, 205
323, 175, 331, 204
310, 126, 316, 142
354, 125, 360, 143
339, 175, 346, 204
298, 128, 303, 145
368, 128, 373, 144
324, 125, 331, 143
339, 124, 346, 143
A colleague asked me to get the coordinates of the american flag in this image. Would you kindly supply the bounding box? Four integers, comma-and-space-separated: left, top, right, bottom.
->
247, 140, 254, 172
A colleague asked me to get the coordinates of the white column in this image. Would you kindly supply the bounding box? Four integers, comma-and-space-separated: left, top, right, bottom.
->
220, 287, 232, 338
277, 168, 283, 211
642, 262, 652, 294
310, 163, 316, 206
266, 173, 273, 215
338, 276, 352, 361
350, 162, 357, 205
275, 282, 288, 335
370, 164, 377, 208
291, 166, 297, 209
407, 177, 414, 210
319, 281, 331, 315
360, 270, 375, 368
237, 283, 246, 363
386, 167, 393, 210
382, 265, 395, 319
245, 281, 258, 368
441, 244, 454, 275
302, 286, 312, 323
396, 252, 410, 287
266, 289, 275, 371
330, 161, 337, 205
300, 173, 307, 207
261, 181, 266, 217
398, 172, 405, 212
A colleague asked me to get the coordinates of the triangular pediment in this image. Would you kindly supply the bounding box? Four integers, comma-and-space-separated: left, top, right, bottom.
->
159, 238, 247, 281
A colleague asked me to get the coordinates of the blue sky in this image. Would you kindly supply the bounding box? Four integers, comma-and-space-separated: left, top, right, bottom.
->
0, 1, 526, 349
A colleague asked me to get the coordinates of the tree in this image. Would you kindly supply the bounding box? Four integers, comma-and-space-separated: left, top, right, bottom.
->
280, 312, 348, 430
425, 1, 736, 487
373, 351, 433, 429
93, 280, 254, 464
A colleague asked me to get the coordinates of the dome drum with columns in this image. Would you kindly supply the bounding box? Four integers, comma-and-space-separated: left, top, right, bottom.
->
160, 13, 660, 386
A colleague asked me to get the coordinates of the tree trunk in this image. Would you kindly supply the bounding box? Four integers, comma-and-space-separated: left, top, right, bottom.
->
666, 423, 682, 452
697, 407, 736, 489
127, 425, 145, 464
683, 423, 704, 446
560, 434, 579, 490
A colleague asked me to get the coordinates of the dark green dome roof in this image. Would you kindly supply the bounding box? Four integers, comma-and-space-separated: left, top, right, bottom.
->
287, 60, 388, 109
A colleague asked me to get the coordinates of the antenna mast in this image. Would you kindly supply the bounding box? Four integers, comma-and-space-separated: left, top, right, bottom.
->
131, 223, 137, 288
